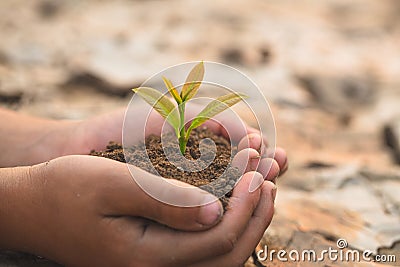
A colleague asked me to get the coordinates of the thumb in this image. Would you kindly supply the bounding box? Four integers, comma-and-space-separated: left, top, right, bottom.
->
96, 158, 224, 231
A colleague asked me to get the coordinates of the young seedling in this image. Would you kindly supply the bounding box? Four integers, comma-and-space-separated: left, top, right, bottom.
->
132, 62, 247, 155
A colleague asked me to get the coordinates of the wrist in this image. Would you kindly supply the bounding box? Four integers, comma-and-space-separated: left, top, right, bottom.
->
0, 166, 35, 250
0, 107, 80, 166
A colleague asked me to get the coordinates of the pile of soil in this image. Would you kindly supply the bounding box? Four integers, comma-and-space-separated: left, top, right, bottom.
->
90, 127, 241, 209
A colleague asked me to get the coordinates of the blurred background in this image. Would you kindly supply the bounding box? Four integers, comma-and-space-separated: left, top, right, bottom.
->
0, 0, 399, 266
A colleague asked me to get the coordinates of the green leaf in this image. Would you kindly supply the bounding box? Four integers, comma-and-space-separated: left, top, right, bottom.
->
132, 87, 180, 135
186, 92, 247, 137
162, 76, 182, 104
181, 61, 204, 101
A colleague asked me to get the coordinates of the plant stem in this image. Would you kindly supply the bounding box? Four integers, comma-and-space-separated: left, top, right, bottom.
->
178, 103, 186, 155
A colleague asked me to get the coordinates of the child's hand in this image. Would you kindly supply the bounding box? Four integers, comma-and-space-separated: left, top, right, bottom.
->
70, 104, 288, 176
0, 104, 286, 266
2, 103, 287, 175
0, 155, 276, 267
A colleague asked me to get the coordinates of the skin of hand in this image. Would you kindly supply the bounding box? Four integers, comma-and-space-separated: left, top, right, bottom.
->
0, 105, 288, 172
0, 156, 276, 266
0, 105, 288, 266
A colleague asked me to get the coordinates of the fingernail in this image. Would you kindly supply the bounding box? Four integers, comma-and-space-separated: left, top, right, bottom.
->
198, 195, 223, 226
254, 134, 262, 152
271, 185, 277, 203
248, 172, 264, 193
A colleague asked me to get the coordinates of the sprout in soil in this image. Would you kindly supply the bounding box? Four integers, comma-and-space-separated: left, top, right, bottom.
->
132, 61, 247, 155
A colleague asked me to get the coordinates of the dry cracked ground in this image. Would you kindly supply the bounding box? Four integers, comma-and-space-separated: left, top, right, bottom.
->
1, 0, 400, 266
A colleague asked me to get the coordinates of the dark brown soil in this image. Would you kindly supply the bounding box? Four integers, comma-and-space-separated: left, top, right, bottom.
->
90, 127, 241, 209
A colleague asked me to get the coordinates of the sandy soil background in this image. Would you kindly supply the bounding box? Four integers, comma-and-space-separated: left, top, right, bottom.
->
0, 0, 400, 266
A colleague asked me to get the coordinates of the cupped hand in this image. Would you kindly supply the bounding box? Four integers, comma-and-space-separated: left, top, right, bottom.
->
68, 104, 288, 176
1, 155, 276, 267
0, 103, 288, 266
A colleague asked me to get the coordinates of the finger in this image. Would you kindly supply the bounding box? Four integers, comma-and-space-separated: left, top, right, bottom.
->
135, 172, 264, 265
237, 135, 287, 178
231, 148, 260, 174
247, 126, 269, 147
257, 158, 280, 181
267, 147, 288, 175
114, 168, 224, 230
77, 156, 224, 231
237, 133, 263, 152
190, 181, 276, 267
